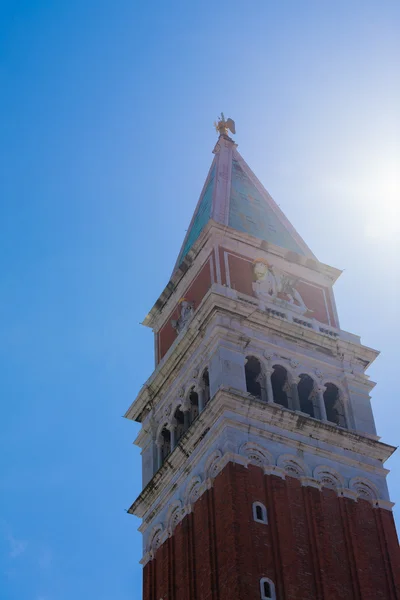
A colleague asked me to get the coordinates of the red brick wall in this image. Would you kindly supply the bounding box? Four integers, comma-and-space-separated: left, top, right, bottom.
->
158, 257, 213, 362
143, 462, 400, 600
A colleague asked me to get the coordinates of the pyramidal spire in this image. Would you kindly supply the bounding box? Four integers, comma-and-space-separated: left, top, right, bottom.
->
174, 116, 315, 271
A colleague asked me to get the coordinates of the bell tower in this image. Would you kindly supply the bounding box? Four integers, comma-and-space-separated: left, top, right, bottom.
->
125, 116, 400, 600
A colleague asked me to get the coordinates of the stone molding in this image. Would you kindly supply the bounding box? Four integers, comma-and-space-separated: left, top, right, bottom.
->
313, 465, 345, 490
139, 445, 393, 566
132, 387, 393, 536
143, 386, 392, 483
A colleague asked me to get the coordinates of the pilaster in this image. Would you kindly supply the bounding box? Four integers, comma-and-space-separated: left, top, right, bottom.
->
209, 344, 247, 398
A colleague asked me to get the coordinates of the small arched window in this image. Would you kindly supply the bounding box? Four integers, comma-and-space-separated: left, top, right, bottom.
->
323, 383, 346, 427
260, 577, 275, 599
245, 356, 263, 399
202, 369, 210, 405
297, 374, 316, 418
271, 365, 289, 408
253, 502, 268, 524
160, 428, 171, 463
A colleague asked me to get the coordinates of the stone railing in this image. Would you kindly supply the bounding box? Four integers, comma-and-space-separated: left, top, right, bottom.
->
234, 290, 342, 340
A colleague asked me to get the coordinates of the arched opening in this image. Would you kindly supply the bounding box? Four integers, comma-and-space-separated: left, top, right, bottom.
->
260, 577, 275, 599
253, 501, 268, 524
263, 581, 271, 597
245, 356, 262, 399
189, 387, 199, 424
174, 407, 185, 443
202, 369, 210, 405
324, 383, 346, 427
160, 427, 171, 463
271, 365, 289, 408
297, 374, 315, 417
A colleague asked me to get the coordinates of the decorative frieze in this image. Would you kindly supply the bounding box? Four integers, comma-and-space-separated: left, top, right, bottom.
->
139, 442, 393, 565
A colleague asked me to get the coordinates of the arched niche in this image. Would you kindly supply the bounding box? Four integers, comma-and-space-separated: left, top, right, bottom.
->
324, 383, 346, 427
271, 364, 290, 408
245, 356, 263, 399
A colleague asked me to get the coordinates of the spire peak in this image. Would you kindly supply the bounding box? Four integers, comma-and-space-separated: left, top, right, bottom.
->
173, 132, 316, 271
214, 112, 236, 138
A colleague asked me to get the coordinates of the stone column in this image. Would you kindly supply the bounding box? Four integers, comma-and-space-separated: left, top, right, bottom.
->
265, 368, 274, 403
291, 375, 301, 412
168, 421, 177, 451
156, 441, 163, 470
183, 407, 190, 430
144, 415, 158, 476
198, 385, 205, 413
256, 373, 267, 402
309, 388, 320, 419
337, 390, 348, 428
152, 439, 158, 475
317, 385, 328, 421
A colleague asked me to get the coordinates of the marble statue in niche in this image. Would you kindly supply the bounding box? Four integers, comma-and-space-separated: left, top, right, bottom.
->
171, 298, 195, 334
252, 258, 308, 315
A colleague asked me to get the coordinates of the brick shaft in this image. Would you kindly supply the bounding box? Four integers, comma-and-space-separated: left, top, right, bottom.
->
143, 462, 400, 600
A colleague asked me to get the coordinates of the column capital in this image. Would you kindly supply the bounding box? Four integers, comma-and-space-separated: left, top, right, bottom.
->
255, 373, 265, 386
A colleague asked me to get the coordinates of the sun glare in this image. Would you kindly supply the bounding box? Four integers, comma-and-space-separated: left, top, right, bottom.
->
364, 176, 400, 240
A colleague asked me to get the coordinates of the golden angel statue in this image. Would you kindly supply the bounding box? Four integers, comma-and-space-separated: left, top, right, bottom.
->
214, 112, 236, 137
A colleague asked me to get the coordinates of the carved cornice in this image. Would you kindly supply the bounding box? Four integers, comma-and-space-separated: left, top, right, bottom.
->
128, 388, 394, 523
137, 435, 394, 566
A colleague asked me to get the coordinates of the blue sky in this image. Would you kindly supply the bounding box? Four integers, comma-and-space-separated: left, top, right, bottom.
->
0, 1, 399, 599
